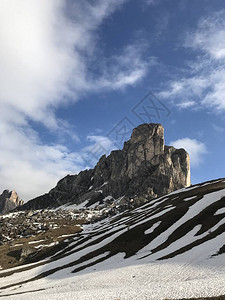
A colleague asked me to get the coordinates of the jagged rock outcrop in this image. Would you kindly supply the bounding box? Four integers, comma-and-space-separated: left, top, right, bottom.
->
20, 123, 190, 210
0, 190, 23, 214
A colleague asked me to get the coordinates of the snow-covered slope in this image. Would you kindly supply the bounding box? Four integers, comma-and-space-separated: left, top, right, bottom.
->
1, 179, 225, 300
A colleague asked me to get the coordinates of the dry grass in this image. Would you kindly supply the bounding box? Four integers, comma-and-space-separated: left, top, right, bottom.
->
0, 224, 82, 270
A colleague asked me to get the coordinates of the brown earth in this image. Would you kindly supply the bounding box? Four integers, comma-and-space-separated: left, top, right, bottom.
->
0, 224, 82, 270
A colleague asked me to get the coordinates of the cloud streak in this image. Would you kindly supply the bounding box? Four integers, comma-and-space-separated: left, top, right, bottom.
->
0, 0, 153, 200
185, 10, 225, 60
159, 10, 225, 113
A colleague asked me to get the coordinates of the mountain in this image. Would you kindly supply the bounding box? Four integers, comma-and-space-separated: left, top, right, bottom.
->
1, 178, 225, 300
20, 123, 190, 211
0, 190, 23, 214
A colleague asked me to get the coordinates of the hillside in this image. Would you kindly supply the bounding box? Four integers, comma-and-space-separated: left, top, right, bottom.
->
1, 178, 225, 299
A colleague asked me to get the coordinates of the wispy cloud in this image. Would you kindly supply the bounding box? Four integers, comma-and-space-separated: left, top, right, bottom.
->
0, 0, 144, 129
185, 10, 225, 60
0, 118, 84, 200
143, 0, 155, 6
0, 0, 154, 200
170, 138, 207, 167
159, 10, 225, 113
93, 42, 155, 90
212, 124, 225, 134
177, 101, 196, 109
81, 135, 116, 167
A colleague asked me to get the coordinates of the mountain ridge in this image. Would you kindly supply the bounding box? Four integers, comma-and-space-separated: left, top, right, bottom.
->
19, 123, 190, 211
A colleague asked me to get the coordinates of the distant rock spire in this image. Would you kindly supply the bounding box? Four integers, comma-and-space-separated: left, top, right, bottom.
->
0, 190, 24, 214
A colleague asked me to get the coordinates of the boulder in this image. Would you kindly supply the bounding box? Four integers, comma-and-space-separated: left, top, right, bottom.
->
19, 245, 35, 261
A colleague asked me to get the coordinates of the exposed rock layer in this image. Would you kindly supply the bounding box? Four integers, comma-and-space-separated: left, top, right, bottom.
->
20, 123, 191, 210
0, 190, 23, 214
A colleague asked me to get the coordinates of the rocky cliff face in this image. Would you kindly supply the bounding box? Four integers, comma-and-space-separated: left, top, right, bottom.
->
0, 190, 23, 214
20, 123, 190, 210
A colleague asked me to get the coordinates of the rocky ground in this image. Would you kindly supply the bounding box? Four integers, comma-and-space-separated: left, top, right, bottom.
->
0, 195, 154, 271
0, 208, 105, 270
1, 179, 225, 300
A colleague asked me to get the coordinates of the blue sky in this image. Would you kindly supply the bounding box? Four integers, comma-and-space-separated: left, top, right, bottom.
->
1, 0, 225, 200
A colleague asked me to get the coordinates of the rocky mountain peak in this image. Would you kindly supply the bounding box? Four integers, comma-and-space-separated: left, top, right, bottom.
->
122, 123, 165, 179
20, 123, 191, 211
129, 123, 164, 146
0, 190, 23, 214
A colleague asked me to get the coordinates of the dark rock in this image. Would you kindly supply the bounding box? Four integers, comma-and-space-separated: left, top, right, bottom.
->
19, 245, 35, 261
19, 123, 190, 210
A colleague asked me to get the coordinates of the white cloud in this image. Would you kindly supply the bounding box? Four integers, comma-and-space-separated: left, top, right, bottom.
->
0, 0, 151, 125
86, 135, 115, 151
0, 0, 153, 200
170, 138, 207, 167
94, 42, 155, 90
0, 1, 72, 127
81, 135, 116, 167
0, 122, 116, 200
159, 10, 225, 113
185, 11, 225, 60
0, 0, 145, 128
177, 101, 196, 109
158, 76, 208, 103
0, 118, 84, 200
